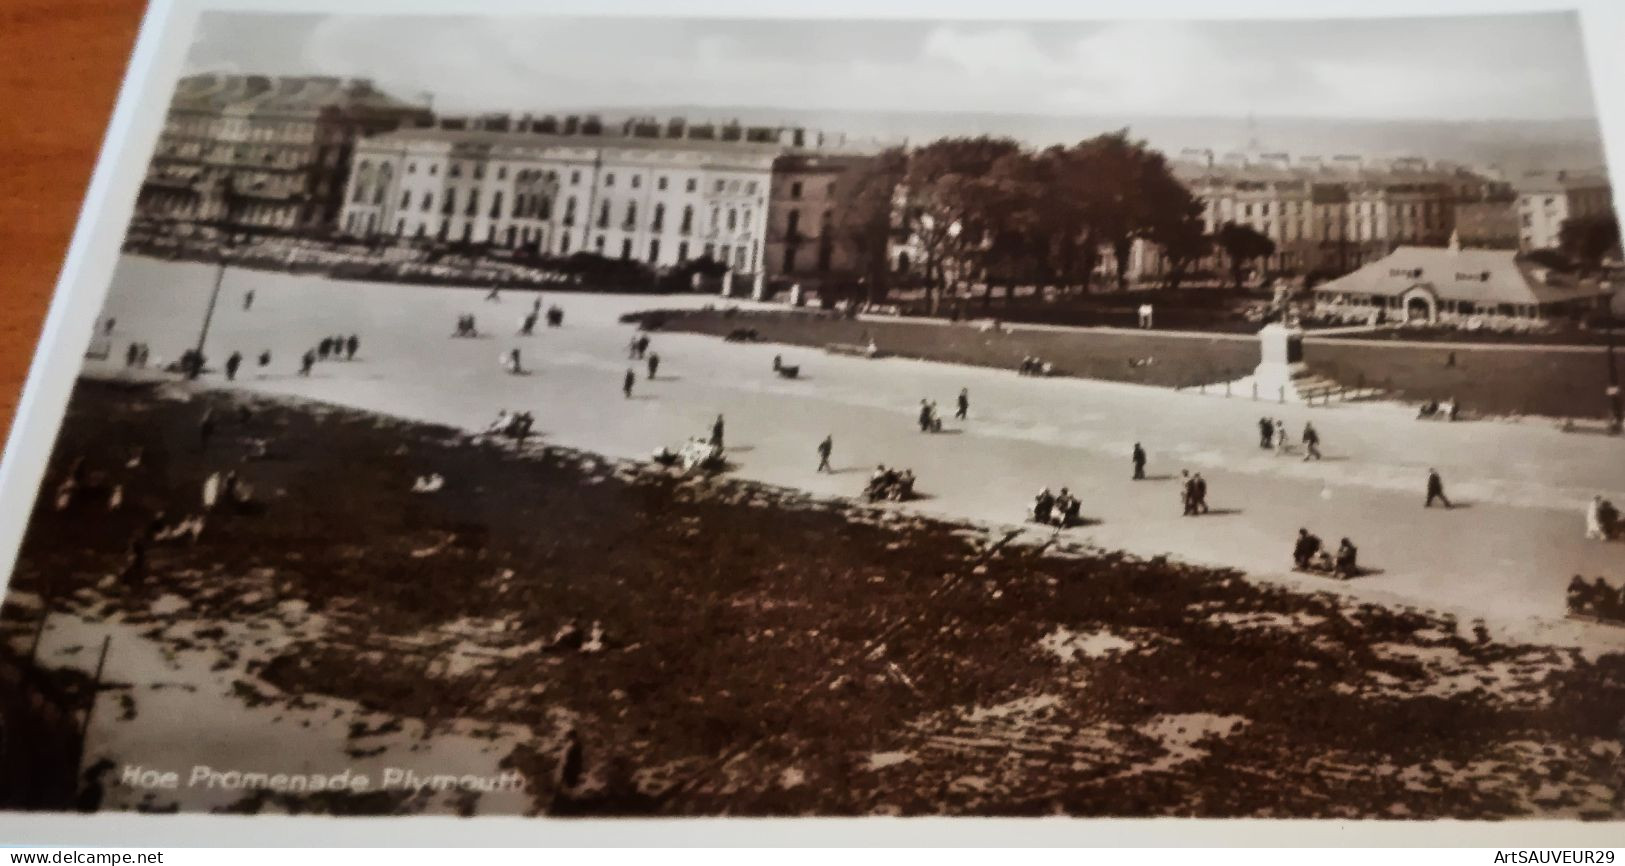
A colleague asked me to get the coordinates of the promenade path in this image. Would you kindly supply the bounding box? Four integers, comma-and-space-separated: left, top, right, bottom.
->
86, 256, 1625, 648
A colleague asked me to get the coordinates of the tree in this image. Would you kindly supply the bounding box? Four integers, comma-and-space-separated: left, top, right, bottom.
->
829, 148, 907, 306
898, 137, 1024, 314
1213, 222, 1276, 290
1148, 206, 1210, 292
963, 150, 1048, 309
1558, 213, 1620, 275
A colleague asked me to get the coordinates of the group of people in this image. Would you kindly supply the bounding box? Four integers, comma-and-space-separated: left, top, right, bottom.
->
122, 342, 152, 369
1018, 356, 1055, 377
1566, 576, 1625, 622
1030, 487, 1083, 528
627, 334, 652, 360
483, 409, 536, 444
1586, 495, 1621, 541
1179, 470, 1211, 516
453, 314, 481, 338
1417, 398, 1461, 422
1292, 528, 1360, 579
866, 465, 917, 502
318, 334, 360, 362
1256, 417, 1322, 460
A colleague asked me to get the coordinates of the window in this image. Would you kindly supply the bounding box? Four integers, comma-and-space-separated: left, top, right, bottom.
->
429, 165, 438, 176
786, 209, 800, 239
560, 234, 571, 254
621, 238, 632, 260
401, 191, 411, 209
497, 166, 506, 180
652, 203, 665, 231
686, 178, 697, 193
571, 170, 581, 184
790, 181, 803, 199
720, 244, 731, 263
657, 176, 668, 191
678, 241, 689, 261
450, 163, 461, 178
465, 189, 480, 217
539, 196, 552, 220
631, 175, 641, 189
624, 201, 638, 229
490, 191, 503, 219
715, 180, 725, 193
605, 172, 616, 187
442, 190, 456, 215
680, 205, 693, 234
597, 201, 610, 228
711, 207, 720, 230
563, 197, 577, 226
421, 192, 433, 212
595, 235, 605, 253
513, 194, 526, 219
727, 209, 737, 231
649, 239, 660, 263
396, 218, 405, 235
747, 181, 758, 194
474, 164, 484, 180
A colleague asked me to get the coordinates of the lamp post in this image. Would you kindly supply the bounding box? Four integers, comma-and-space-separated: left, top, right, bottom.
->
189, 233, 233, 380
1604, 284, 1622, 434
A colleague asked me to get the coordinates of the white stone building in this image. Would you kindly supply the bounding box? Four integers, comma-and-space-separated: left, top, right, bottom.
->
1513, 171, 1614, 252
339, 127, 781, 277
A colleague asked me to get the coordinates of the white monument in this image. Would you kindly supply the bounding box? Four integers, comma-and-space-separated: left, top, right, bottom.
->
719, 269, 734, 298
1252, 321, 1308, 399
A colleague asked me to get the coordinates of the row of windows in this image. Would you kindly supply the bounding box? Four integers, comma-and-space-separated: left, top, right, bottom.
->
351, 216, 761, 272
363, 157, 776, 200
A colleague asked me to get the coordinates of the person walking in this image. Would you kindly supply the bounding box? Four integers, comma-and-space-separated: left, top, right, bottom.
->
346, 335, 359, 361
1132, 443, 1147, 480
1425, 468, 1453, 509
1258, 417, 1274, 449
1192, 473, 1209, 514
816, 435, 833, 473
225, 351, 243, 382
1274, 420, 1290, 456
318, 338, 333, 361
1180, 470, 1196, 516
299, 349, 315, 377
647, 352, 660, 380
955, 388, 969, 421
711, 415, 725, 449
623, 368, 635, 399
1301, 422, 1322, 461
258, 350, 271, 370
918, 399, 933, 433
243, 290, 255, 311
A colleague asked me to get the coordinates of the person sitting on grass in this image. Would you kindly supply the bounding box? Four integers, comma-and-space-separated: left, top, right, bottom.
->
1293, 528, 1323, 571
1333, 537, 1359, 579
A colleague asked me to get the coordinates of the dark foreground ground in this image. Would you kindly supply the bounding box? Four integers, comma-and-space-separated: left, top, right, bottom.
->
3, 379, 1624, 817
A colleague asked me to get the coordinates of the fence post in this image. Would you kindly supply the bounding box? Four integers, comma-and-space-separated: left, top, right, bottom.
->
1278, 385, 1285, 404
1251, 382, 1258, 401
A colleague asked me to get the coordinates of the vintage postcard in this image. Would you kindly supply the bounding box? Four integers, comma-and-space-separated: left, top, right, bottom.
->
1, 0, 1624, 843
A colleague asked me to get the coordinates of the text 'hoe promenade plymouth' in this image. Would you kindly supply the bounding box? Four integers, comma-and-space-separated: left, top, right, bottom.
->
3, 11, 1625, 820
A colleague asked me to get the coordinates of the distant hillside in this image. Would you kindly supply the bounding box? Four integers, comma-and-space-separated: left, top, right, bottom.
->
556, 105, 1610, 178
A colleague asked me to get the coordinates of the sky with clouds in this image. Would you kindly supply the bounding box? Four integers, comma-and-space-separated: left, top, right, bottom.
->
181, 12, 1598, 121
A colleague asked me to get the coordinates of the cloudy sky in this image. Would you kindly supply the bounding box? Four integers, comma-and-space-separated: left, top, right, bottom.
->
182, 12, 1598, 122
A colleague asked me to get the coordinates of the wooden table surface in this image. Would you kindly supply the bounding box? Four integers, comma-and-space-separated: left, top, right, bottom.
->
0, 0, 145, 443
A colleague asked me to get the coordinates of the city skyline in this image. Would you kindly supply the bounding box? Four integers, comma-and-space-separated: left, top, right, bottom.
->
182, 12, 1601, 123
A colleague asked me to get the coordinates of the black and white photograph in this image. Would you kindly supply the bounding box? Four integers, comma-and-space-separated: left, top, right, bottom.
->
3, 0, 1625, 835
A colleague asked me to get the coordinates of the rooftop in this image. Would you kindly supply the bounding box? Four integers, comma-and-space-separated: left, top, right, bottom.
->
1313, 244, 1609, 306
170, 74, 429, 117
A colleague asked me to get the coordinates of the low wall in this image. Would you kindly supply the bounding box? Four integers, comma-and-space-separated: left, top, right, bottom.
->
1304, 338, 1618, 419
633, 309, 1259, 388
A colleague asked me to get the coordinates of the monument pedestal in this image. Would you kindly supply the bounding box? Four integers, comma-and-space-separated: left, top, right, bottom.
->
1252, 322, 1310, 401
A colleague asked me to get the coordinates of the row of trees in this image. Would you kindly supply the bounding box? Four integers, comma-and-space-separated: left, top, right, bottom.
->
829, 132, 1278, 311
